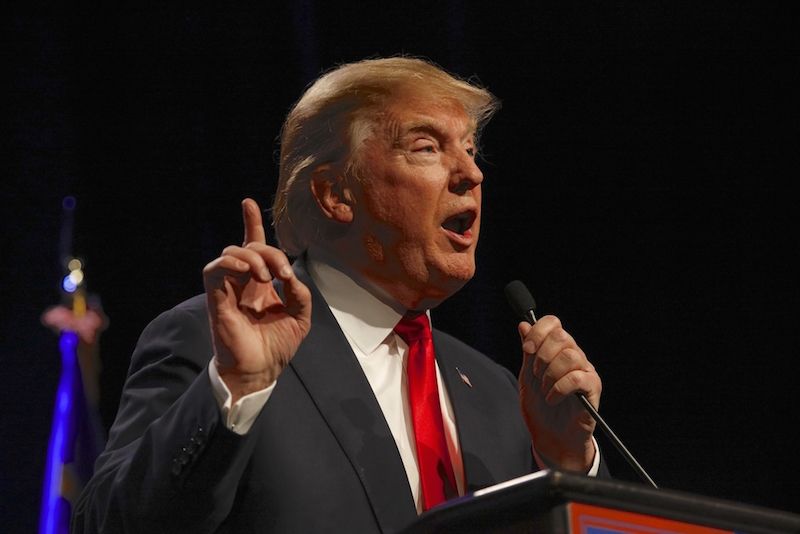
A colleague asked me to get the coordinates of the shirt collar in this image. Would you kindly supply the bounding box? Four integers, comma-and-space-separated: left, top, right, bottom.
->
307, 253, 408, 355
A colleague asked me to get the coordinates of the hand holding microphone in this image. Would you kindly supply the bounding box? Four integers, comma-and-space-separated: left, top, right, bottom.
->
504, 280, 601, 473
505, 280, 658, 487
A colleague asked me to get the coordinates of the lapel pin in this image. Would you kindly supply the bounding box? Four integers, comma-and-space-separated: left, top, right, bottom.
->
455, 367, 473, 388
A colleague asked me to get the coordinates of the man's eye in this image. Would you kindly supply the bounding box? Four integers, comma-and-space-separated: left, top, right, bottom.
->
413, 143, 436, 153
466, 147, 476, 157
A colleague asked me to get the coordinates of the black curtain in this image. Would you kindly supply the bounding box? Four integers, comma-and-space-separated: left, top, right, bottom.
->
5, 3, 799, 532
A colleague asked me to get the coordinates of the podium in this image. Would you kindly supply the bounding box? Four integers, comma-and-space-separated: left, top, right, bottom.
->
402, 470, 800, 534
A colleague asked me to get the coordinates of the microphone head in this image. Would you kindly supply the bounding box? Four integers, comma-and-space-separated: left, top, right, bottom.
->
504, 280, 537, 320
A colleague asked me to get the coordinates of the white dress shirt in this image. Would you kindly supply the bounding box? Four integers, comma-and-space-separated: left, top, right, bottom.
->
208, 256, 598, 513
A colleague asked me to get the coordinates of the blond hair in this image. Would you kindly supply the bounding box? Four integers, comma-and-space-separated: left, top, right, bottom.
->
271, 56, 499, 256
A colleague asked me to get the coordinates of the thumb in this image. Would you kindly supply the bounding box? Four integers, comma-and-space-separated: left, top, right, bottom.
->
282, 270, 312, 331
518, 321, 532, 340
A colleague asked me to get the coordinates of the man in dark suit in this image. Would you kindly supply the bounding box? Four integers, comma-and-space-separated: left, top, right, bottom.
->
73, 57, 603, 533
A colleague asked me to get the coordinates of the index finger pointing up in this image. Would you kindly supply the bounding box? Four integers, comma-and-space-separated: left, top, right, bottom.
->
242, 198, 267, 245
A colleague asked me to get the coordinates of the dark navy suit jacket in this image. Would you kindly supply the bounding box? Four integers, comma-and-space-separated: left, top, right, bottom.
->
73, 260, 574, 533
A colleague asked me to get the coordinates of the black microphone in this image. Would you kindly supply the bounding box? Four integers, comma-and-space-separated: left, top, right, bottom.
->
504, 280, 658, 488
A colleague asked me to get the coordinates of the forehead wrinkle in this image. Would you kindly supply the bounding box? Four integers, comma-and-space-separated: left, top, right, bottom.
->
376, 88, 478, 143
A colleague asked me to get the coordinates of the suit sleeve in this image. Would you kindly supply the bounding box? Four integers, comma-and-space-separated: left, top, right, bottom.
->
72, 301, 261, 533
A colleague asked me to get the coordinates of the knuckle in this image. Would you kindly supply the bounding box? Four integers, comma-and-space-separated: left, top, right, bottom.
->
590, 372, 602, 394
542, 315, 562, 330
568, 372, 582, 388
535, 345, 553, 363
245, 242, 271, 254
552, 327, 572, 344
553, 372, 579, 394
563, 348, 583, 367
203, 257, 224, 272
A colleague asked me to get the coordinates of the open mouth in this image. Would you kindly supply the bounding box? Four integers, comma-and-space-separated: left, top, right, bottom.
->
441, 210, 477, 238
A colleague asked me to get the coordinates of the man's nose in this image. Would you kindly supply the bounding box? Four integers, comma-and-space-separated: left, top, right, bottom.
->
449, 151, 484, 195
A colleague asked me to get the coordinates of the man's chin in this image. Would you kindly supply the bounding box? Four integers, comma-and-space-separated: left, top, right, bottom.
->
442, 254, 477, 281
429, 261, 475, 298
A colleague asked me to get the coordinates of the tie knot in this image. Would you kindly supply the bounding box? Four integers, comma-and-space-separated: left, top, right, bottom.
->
393, 312, 432, 343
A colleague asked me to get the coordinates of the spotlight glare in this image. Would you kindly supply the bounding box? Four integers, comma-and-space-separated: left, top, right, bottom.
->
68, 269, 84, 285
62, 275, 77, 293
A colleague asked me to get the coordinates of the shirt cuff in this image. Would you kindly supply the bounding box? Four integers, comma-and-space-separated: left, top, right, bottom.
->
533, 436, 601, 477
208, 359, 275, 435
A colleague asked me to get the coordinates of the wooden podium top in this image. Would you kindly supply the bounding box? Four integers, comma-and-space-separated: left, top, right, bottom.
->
402, 470, 800, 534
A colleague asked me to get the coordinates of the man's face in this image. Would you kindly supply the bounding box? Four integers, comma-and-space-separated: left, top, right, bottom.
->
346, 90, 484, 310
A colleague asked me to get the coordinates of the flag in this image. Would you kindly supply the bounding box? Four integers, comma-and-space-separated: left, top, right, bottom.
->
39, 197, 107, 534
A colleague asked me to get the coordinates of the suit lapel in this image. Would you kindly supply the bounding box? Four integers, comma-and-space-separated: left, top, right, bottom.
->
286, 260, 418, 532
433, 331, 509, 492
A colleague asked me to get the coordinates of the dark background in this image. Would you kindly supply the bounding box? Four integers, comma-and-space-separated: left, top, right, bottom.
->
5, 2, 799, 532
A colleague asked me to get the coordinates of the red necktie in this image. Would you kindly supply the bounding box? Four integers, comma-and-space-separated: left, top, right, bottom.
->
394, 313, 457, 511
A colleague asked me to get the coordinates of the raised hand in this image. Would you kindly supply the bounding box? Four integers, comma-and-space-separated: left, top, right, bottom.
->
203, 198, 312, 403
518, 315, 601, 472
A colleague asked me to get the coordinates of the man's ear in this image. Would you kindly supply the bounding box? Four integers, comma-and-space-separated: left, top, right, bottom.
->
310, 164, 355, 224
